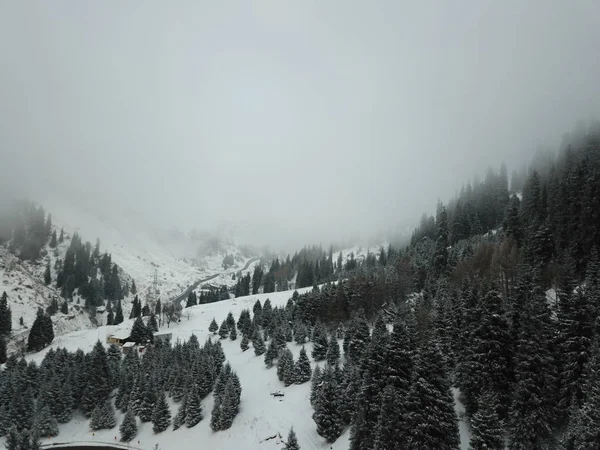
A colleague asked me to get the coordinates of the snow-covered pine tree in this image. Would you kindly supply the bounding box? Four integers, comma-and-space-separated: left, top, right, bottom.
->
185, 384, 203, 428
4, 426, 21, 450
284, 427, 301, 450
240, 334, 249, 351
34, 405, 59, 437
404, 338, 459, 450
172, 393, 187, 431
229, 325, 237, 341
152, 390, 171, 433
139, 381, 157, 422
253, 333, 266, 356
509, 275, 558, 450
294, 322, 308, 345
277, 348, 292, 381
282, 350, 296, 387
230, 372, 242, 414
120, 409, 137, 442
264, 339, 278, 368
346, 311, 371, 363
312, 365, 342, 443
310, 365, 322, 407
563, 341, 600, 449
349, 316, 389, 450
209, 318, 219, 334
295, 347, 312, 384
326, 336, 340, 366
218, 320, 229, 339
90, 401, 116, 430
456, 287, 511, 419
130, 316, 151, 344
107, 344, 122, 388
469, 393, 504, 450
311, 324, 328, 361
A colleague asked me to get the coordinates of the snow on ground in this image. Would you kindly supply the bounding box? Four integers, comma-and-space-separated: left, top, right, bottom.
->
17, 287, 471, 450
0, 244, 95, 354
43, 196, 260, 304
332, 243, 387, 267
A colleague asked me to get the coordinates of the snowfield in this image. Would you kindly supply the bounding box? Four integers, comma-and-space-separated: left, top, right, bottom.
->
13, 287, 471, 450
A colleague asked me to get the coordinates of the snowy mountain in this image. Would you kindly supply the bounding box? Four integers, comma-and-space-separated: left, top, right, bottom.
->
0, 198, 265, 352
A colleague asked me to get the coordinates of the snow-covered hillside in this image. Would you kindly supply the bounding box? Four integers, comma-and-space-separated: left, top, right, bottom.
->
14, 287, 472, 450
41, 196, 256, 303
0, 244, 95, 352
0, 196, 265, 354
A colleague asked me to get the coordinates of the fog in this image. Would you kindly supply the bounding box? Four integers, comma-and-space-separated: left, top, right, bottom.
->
1, 1, 600, 250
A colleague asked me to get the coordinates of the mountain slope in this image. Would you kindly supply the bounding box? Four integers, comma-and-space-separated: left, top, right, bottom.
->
14, 286, 471, 450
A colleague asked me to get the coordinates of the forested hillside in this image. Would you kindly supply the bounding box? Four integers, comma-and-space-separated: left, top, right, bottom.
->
247, 124, 600, 448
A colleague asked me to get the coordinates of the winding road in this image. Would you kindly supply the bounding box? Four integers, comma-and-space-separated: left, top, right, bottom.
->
169, 257, 260, 307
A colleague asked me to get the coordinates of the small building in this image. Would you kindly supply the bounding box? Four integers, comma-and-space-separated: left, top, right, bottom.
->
122, 342, 136, 354
154, 331, 172, 345
107, 330, 131, 346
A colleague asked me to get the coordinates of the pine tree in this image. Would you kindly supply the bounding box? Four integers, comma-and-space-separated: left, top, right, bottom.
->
185, 384, 203, 428
456, 287, 511, 419
469, 394, 504, 450
277, 348, 295, 386
209, 318, 219, 334
349, 317, 389, 450
346, 311, 371, 362
119, 409, 137, 442
218, 320, 229, 339
172, 394, 187, 431
0, 336, 6, 364
44, 261, 51, 285
432, 205, 449, 275
313, 365, 342, 443
253, 333, 266, 356
49, 230, 57, 248
90, 401, 116, 430
229, 325, 237, 341
152, 391, 171, 433
34, 404, 59, 437
145, 313, 156, 333
310, 365, 322, 407
326, 336, 340, 366
240, 334, 249, 351
0, 291, 12, 335
27, 309, 53, 351
562, 341, 600, 449
294, 322, 308, 345
557, 286, 594, 415
404, 339, 460, 450
311, 325, 328, 361
295, 347, 312, 384
264, 339, 278, 368
130, 316, 151, 344
284, 427, 301, 450
509, 277, 558, 450
5, 426, 21, 450
139, 382, 157, 423
114, 300, 124, 325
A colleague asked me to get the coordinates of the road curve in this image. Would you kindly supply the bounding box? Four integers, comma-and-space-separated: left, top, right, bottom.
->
170, 257, 260, 307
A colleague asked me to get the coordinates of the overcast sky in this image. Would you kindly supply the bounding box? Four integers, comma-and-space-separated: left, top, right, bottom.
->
1, 1, 599, 249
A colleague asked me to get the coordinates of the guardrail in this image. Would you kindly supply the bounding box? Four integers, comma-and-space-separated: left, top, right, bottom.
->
40, 440, 146, 449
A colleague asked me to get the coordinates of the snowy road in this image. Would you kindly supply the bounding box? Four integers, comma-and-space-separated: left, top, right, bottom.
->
169, 257, 260, 307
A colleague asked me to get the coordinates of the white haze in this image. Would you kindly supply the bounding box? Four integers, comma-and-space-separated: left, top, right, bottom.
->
1, 0, 600, 250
